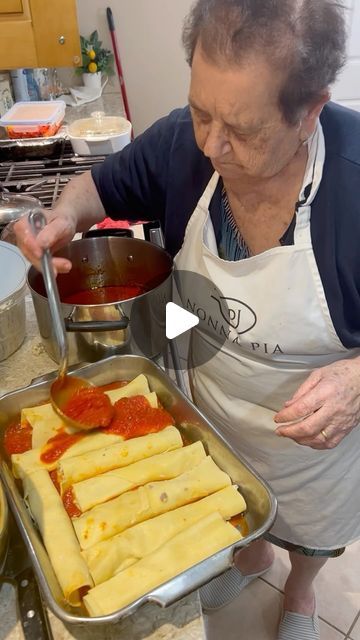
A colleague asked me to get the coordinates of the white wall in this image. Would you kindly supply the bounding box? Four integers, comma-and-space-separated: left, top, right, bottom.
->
76, 0, 193, 135
331, 0, 360, 111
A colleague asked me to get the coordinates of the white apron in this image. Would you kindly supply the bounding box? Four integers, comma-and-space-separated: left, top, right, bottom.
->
174, 132, 360, 549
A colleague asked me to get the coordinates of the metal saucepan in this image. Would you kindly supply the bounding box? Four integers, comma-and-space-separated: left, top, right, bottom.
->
28, 236, 173, 364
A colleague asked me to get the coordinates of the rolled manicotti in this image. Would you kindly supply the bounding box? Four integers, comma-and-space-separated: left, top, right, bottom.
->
23, 469, 93, 606
12, 431, 125, 479
72, 441, 206, 512
58, 426, 183, 491
82, 485, 247, 585
22, 373, 151, 450
73, 456, 232, 550
83, 512, 242, 616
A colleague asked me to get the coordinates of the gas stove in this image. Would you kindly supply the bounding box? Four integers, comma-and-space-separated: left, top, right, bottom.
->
0, 140, 105, 208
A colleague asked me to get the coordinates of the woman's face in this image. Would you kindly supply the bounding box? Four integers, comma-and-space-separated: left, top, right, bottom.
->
189, 46, 307, 181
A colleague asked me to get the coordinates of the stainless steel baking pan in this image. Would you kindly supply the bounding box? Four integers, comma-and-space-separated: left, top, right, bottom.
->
0, 354, 277, 626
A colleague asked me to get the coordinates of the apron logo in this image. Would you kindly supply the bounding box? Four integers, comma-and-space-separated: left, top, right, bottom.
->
211, 295, 257, 334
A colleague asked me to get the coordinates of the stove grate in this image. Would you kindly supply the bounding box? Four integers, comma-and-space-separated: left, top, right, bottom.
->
0, 141, 105, 208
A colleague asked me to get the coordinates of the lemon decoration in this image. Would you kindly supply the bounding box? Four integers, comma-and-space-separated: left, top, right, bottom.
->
88, 49, 96, 60
88, 62, 98, 73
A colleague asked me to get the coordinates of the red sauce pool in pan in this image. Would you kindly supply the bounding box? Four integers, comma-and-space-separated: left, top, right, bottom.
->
3, 420, 33, 455
62, 284, 145, 305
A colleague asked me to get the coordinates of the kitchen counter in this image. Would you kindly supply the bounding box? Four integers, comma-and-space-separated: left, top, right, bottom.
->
0, 294, 205, 640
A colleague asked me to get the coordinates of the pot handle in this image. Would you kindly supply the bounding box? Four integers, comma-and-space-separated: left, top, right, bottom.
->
64, 316, 129, 332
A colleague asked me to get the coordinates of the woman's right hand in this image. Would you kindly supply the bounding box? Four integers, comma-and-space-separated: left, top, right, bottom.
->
13, 209, 77, 275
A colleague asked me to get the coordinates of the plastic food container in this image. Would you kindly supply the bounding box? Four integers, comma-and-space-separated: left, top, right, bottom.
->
0, 241, 27, 361
68, 111, 132, 156
0, 100, 66, 139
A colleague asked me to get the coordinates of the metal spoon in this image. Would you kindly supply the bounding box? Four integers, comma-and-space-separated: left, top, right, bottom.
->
29, 208, 95, 431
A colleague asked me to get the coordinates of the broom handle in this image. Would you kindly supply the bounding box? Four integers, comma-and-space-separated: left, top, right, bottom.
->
106, 7, 133, 129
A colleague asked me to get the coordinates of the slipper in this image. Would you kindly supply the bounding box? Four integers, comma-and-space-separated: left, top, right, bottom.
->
277, 608, 320, 640
199, 564, 272, 612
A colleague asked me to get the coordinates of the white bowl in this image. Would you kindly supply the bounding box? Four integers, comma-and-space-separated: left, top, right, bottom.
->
68, 112, 132, 156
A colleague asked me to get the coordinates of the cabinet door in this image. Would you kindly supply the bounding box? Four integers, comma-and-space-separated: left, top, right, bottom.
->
0, 0, 24, 13
31, 0, 81, 67
0, 0, 37, 68
0, 0, 80, 69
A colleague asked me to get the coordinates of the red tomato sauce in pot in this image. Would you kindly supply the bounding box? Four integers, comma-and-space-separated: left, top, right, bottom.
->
62, 387, 114, 429
3, 420, 33, 455
104, 395, 175, 439
62, 284, 145, 305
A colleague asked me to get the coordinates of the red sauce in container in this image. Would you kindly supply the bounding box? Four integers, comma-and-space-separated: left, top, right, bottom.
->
62, 284, 145, 305
3, 420, 33, 455
104, 395, 175, 439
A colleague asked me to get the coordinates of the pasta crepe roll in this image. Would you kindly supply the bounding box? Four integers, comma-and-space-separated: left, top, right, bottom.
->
21, 403, 63, 449
73, 456, 231, 549
58, 426, 182, 491
23, 470, 93, 606
104, 374, 150, 403
83, 485, 247, 585
84, 512, 242, 616
72, 441, 206, 512
23, 374, 150, 450
12, 432, 124, 479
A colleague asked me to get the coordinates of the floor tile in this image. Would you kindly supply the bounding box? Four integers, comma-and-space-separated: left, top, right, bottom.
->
202, 578, 283, 640
318, 621, 346, 639
349, 613, 360, 639
262, 540, 360, 635
316, 541, 360, 634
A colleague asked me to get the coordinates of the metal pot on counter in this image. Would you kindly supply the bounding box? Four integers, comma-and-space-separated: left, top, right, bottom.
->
28, 236, 173, 364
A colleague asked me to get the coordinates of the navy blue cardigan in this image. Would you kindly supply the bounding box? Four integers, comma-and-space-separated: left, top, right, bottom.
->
92, 102, 360, 349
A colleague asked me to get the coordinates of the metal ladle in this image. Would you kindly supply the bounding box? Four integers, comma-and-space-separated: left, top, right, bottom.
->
29, 208, 95, 431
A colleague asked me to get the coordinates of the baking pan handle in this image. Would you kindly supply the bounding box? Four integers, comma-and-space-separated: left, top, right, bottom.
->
16, 567, 54, 640
147, 551, 234, 608
65, 317, 129, 332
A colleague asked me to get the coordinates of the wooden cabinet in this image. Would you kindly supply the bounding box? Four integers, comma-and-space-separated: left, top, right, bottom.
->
0, 0, 81, 69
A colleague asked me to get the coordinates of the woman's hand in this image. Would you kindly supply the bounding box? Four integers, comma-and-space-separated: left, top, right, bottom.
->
12, 171, 106, 275
274, 358, 360, 449
13, 209, 76, 275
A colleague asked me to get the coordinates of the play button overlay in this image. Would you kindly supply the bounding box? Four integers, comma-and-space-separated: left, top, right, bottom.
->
166, 302, 199, 339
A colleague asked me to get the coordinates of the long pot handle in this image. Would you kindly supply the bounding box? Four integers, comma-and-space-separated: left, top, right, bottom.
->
65, 317, 129, 332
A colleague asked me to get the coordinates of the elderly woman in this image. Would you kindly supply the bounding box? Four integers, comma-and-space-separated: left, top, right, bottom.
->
15, 1, 360, 638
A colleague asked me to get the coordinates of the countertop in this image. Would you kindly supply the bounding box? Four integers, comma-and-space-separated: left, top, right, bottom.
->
0, 293, 205, 640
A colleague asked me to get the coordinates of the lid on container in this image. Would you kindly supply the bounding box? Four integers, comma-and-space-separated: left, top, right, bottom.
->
0, 192, 41, 227
68, 111, 131, 139
0, 100, 65, 126
0, 241, 27, 305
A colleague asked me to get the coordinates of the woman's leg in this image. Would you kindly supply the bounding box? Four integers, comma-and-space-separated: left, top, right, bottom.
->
284, 552, 328, 615
233, 538, 275, 573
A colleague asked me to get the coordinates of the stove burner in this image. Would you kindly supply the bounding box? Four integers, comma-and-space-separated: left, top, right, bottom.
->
0, 141, 106, 208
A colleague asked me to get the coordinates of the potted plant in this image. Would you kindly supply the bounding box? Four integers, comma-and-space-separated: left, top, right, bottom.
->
77, 30, 114, 90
